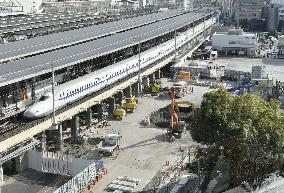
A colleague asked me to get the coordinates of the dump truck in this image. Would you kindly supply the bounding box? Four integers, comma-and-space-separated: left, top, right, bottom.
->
121, 96, 138, 112
97, 133, 121, 156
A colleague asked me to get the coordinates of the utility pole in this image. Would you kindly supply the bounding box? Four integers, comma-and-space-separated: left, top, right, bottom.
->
138, 36, 141, 86
174, 29, 177, 61
197, 159, 201, 192
134, 36, 142, 91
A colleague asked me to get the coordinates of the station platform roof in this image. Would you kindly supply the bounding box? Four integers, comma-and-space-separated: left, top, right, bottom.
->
0, 12, 99, 35
0, 10, 215, 88
0, 9, 185, 62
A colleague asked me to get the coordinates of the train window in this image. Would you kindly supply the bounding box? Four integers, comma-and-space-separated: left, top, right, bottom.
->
39, 95, 50, 101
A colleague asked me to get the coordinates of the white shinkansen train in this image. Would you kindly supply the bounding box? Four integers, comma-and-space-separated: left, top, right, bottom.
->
23, 16, 216, 118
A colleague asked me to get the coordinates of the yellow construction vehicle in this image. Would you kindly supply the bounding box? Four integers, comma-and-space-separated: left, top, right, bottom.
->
151, 83, 160, 95
121, 96, 138, 112
113, 105, 126, 120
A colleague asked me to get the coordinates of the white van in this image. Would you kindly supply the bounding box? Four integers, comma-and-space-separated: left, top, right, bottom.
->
210, 51, 218, 60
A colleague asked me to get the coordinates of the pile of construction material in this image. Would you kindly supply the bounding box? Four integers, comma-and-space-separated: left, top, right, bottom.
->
107, 176, 141, 192
149, 105, 171, 128
209, 82, 228, 89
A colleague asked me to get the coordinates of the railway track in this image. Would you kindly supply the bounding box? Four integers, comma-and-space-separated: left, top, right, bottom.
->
0, 16, 215, 147
0, 53, 170, 143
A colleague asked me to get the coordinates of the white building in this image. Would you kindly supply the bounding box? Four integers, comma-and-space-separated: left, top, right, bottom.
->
0, 0, 43, 14
212, 29, 258, 54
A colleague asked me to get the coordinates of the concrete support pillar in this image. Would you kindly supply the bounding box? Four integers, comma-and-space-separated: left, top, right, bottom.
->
142, 77, 150, 87
71, 115, 80, 144
133, 82, 140, 97
85, 108, 92, 126
149, 73, 156, 84
0, 164, 3, 186
97, 103, 103, 120
116, 91, 124, 104
107, 97, 115, 115
40, 131, 47, 152
155, 70, 161, 79
15, 153, 27, 172
31, 79, 36, 102
56, 124, 63, 151
124, 86, 132, 98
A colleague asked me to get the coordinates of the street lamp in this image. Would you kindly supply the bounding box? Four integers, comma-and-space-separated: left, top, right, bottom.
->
174, 29, 177, 61
133, 36, 142, 91
51, 63, 56, 127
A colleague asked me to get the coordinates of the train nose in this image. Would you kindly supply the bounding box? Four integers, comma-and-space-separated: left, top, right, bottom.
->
23, 109, 39, 119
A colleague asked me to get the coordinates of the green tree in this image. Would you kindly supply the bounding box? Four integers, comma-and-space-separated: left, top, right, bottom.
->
191, 90, 284, 189
266, 30, 278, 39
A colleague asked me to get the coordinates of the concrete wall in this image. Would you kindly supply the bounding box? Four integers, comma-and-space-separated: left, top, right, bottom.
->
27, 150, 42, 172
27, 150, 97, 176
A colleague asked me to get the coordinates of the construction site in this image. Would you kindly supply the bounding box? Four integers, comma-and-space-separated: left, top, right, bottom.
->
0, 5, 221, 192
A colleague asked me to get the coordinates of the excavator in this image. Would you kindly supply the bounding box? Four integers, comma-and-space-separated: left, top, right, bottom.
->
167, 87, 195, 141
167, 87, 180, 141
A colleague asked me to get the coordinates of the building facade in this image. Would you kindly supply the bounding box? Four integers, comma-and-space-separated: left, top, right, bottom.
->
233, 0, 266, 27
212, 29, 258, 54
42, 0, 112, 13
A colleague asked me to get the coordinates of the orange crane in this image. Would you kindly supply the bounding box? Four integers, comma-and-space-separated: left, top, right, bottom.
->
167, 87, 179, 141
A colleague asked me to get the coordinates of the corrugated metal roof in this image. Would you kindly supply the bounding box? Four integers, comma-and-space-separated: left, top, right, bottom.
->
0, 10, 214, 87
